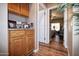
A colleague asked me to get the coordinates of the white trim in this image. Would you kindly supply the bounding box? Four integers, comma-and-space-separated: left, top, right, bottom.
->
33, 49, 39, 53
0, 53, 8, 56
47, 9, 50, 44
72, 16, 74, 56
64, 8, 68, 48
35, 3, 40, 50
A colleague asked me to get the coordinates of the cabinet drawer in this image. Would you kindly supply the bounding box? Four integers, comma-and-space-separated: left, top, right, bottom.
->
9, 30, 25, 38
26, 30, 34, 34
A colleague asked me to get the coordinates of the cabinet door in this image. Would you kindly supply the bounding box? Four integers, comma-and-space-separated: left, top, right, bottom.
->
8, 3, 20, 14
24, 34, 29, 55
28, 37, 34, 52
26, 30, 34, 53
9, 36, 25, 56
20, 3, 29, 17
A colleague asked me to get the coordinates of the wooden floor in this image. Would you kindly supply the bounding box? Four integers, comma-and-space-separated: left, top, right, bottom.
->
32, 35, 68, 56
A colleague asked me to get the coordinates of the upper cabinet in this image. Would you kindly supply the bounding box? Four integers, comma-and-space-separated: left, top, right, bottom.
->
8, 3, 20, 14
8, 3, 29, 17
20, 4, 29, 17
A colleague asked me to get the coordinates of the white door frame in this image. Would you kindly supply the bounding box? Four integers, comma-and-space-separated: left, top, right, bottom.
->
34, 4, 47, 52
64, 8, 68, 48
47, 6, 68, 48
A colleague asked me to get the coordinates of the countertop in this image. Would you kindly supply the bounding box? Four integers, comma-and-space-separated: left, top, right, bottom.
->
8, 28, 34, 30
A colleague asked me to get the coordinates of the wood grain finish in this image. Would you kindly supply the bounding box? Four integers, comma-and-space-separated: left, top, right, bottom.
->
9, 30, 25, 38
20, 4, 29, 17
9, 36, 25, 56
8, 3, 20, 14
8, 3, 29, 17
26, 30, 34, 54
32, 35, 68, 56
9, 30, 34, 56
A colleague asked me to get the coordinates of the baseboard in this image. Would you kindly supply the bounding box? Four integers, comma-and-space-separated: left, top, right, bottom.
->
0, 53, 8, 56
33, 49, 39, 53
67, 48, 71, 56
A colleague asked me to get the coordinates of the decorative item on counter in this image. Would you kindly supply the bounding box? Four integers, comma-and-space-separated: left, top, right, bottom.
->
8, 20, 16, 28
17, 21, 22, 24
28, 23, 33, 29
24, 24, 29, 28
20, 22, 34, 29
30, 23, 33, 27
16, 21, 23, 28
23, 22, 29, 28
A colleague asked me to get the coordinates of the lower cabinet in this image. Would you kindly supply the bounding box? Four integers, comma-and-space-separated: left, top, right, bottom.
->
26, 30, 34, 54
9, 30, 34, 56
9, 36, 25, 56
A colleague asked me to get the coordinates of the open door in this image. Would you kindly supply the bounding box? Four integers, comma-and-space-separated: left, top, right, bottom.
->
39, 10, 45, 43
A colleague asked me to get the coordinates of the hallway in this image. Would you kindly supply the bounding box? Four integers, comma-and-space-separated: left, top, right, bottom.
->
32, 35, 68, 56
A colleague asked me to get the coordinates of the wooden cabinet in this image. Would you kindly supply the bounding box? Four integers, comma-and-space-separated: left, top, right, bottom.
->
8, 3, 20, 14
20, 4, 29, 17
9, 30, 26, 56
26, 30, 34, 54
9, 36, 25, 56
9, 30, 34, 56
8, 3, 29, 17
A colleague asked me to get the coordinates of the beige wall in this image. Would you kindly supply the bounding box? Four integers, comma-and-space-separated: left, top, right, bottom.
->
29, 3, 39, 51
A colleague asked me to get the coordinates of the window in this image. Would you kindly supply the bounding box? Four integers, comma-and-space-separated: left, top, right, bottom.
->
51, 23, 60, 31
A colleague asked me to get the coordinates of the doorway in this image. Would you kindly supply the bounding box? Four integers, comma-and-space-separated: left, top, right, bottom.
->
48, 5, 68, 54
49, 8, 64, 43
